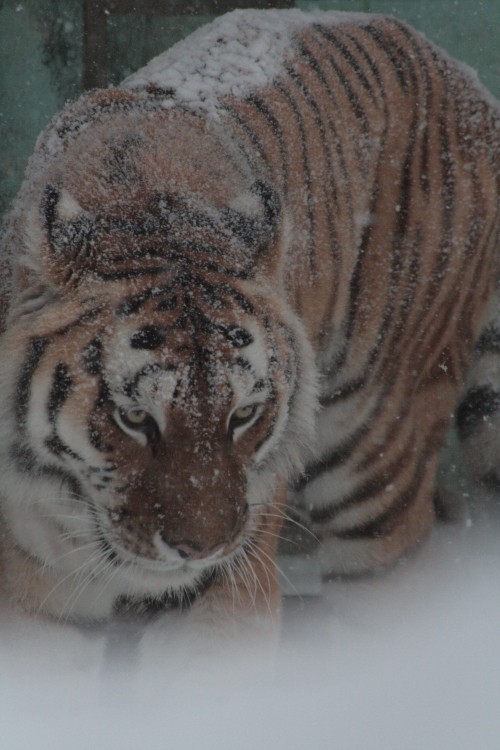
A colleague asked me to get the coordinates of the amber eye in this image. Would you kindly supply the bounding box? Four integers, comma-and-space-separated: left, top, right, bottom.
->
121, 408, 148, 426
228, 404, 259, 439
233, 405, 255, 421
115, 408, 159, 444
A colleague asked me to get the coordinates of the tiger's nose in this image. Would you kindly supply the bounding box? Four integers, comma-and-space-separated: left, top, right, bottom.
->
160, 535, 225, 561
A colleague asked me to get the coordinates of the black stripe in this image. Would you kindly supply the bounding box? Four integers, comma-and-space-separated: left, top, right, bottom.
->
88, 377, 113, 453
275, 74, 312, 196
274, 76, 316, 275
302, 376, 392, 491
332, 435, 441, 540
295, 417, 371, 492
245, 95, 290, 195
45, 363, 83, 460
45, 435, 82, 461
475, 325, 500, 355
311, 399, 415, 523
42, 185, 59, 232
222, 104, 269, 167
346, 91, 419, 370
411, 37, 433, 198
438, 93, 455, 248
82, 337, 103, 375
117, 286, 172, 316
456, 385, 500, 440
93, 266, 170, 281
363, 23, 417, 94
399, 64, 455, 346
218, 283, 256, 315
47, 363, 73, 424
429, 90, 455, 301
285, 49, 345, 202
130, 325, 166, 350
319, 375, 366, 407
340, 29, 386, 94
10, 443, 84, 499
122, 363, 170, 398
169, 257, 254, 281
295, 39, 370, 135
156, 294, 179, 313
302, 382, 399, 503
372, 110, 420, 368
88, 426, 111, 453
379, 232, 421, 371
289, 40, 348, 216
312, 24, 378, 105
96, 259, 250, 281
116, 275, 255, 319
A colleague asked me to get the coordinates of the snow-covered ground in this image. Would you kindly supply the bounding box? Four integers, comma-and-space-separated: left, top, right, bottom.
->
1, 513, 499, 750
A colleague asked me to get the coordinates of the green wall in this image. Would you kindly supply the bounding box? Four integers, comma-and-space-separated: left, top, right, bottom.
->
1, 0, 498, 220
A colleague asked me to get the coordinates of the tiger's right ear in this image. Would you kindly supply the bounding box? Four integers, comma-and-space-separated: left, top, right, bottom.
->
223, 180, 281, 255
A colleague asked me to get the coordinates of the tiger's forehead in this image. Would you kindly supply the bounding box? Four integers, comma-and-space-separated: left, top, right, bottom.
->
49, 106, 249, 210
96, 286, 268, 415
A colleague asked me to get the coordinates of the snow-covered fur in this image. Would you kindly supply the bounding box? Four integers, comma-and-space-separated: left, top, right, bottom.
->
0, 9, 498, 623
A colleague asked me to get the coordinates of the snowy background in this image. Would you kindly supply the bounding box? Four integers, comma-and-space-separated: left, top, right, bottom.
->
1, 509, 499, 750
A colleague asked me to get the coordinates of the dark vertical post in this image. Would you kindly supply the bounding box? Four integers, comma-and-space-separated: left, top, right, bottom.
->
83, 0, 110, 89
82, 0, 297, 91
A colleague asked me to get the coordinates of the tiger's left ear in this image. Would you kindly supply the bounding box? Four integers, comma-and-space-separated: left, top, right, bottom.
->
44, 183, 94, 253
225, 180, 281, 253
11, 183, 96, 311
39, 183, 97, 289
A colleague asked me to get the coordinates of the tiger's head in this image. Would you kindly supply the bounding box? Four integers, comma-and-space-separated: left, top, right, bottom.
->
0, 93, 317, 620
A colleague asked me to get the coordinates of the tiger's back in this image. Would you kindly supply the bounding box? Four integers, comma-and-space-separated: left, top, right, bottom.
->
0, 10, 498, 621
200, 12, 500, 573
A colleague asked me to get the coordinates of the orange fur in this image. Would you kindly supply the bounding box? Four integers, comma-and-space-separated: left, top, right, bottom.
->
0, 11, 498, 624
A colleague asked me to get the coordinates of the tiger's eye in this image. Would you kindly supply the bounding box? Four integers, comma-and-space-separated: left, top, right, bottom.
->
228, 404, 259, 439
116, 408, 160, 445
233, 405, 255, 421
122, 408, 148, 425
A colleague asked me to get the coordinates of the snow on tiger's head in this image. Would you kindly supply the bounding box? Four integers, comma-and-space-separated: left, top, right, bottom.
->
0, 93, 318, 617
9, 92, 282, 292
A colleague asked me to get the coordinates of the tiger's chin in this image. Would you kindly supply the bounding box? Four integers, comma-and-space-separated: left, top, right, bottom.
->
96, 540, 223, 602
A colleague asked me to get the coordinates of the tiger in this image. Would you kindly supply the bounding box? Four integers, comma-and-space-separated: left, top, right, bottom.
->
0, 8, 498, 627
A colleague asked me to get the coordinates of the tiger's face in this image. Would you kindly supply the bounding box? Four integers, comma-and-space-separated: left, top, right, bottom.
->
0, 271, 310, 619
